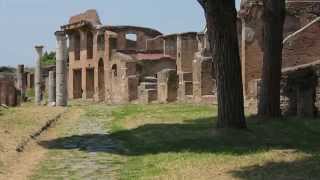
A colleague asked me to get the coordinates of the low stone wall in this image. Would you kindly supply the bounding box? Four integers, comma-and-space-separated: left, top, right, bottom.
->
0, 78, 19, 107
280, 62, 320, 117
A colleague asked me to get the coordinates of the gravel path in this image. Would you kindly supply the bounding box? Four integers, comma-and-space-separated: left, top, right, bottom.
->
30, 106, 123, 180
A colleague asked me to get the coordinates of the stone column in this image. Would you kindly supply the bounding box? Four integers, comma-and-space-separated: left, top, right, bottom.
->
48, 71, 56, 106
35, 46, 43, 105
55, 31, 68, 106
16, 64, 25, 102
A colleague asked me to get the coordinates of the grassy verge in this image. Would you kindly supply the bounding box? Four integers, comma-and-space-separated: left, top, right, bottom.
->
106, 104, 320, 180
0, 102, 65, 173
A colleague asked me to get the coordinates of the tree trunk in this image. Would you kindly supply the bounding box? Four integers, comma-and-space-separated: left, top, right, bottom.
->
258, 0, 286, 117
199, 0, 246, 129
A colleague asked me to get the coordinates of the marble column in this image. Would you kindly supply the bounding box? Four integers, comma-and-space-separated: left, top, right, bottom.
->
55, 31, 68, 106
35, 46, 43, 105
16, 64, 25, 102
48, 70, 56, 106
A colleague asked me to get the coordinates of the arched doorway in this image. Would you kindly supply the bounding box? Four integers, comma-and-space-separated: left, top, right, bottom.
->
98, 59, 105, 101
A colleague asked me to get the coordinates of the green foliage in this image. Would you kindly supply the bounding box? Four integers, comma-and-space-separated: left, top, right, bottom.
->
0, 66, 15, 73
41, 51, 56, 66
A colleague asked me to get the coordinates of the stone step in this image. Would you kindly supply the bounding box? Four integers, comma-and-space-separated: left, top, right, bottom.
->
139, 82, 157, 89
143, 76, 157, 83
146, 89, 158, 102
138, 88, 158, 104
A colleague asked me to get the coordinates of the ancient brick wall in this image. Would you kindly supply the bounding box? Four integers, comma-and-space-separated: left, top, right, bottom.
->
241, 1, 320, 96
164, 36, 177, 58
280, 63, 320, 117
177, 33, 199, 74
146, 36, 164, 51
137, 59, 176, 78
157, 69, 178, 103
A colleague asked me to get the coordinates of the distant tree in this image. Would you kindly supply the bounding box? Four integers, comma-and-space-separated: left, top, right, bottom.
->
198, 0, 247, 129
258, 0, 286, 117
0, 66, 15, 73
41, 51, 56, 66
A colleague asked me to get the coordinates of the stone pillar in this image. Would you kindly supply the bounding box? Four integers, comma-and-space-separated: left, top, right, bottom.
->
55, 31, 68, 106
48, 71, 56, 106
16, 64, 25, 102
35, 46, 43, 105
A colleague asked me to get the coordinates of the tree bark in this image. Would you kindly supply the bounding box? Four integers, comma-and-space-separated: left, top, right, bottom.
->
199, 0, 246, 129
258, 0, 286, 117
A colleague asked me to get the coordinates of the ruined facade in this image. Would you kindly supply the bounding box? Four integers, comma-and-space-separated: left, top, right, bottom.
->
240, 0, 320, 115
61, 10, 216, 104
57, 1, 319, 107
240, 0, 320, 99
280, 61, 320, 117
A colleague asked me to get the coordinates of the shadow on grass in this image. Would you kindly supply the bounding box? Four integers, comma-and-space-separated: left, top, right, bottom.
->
230, 155, 320, 179
38, 116, 320, 179
39, 116, 320, 155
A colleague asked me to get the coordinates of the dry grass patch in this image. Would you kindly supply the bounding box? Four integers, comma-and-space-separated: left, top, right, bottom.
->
0, 102, 65, 174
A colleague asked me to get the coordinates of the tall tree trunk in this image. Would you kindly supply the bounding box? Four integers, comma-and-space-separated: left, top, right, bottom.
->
198, 0, 246, 129
258, 0, 286, 117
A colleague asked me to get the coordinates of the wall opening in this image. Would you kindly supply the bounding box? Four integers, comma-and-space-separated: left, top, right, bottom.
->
87, 32, 94, 59
98, 59, 105, 100
126, 33, 137, 49
86, 68, 95, 98
97, 34, 105, 51
111, 64, 118, 77
74, 33, 81, 60
109, 37, 117, 59
73, 69, 82, 98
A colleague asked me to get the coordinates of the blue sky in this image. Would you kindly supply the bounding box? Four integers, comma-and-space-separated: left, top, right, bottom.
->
0, 0, 241, 67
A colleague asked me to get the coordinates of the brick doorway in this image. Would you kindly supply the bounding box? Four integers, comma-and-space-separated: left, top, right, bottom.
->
86, 68, 95, 99
73, 69, 82, 99
98, 59, 105, 101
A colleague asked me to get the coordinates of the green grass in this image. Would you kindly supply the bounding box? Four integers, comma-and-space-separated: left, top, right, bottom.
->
104, 104, 320, 180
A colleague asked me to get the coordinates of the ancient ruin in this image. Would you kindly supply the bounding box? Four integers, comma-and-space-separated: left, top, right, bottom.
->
16, 64, 26, 102
240, 0, 320, 97
55, 31, 68, 107
35, 46, 44, 105
48, 70, 56, 106
58, 9, 215, 104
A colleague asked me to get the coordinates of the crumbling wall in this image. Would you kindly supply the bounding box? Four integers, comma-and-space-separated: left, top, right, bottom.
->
136, 59, 176, 79
240, 0, 320, 96
193, 53, 216, 103
0, 78, 19, 106
69, 9, 102, 25
104, 26, 162, 51
177, 33, 199, 73
280, 64, 318, 117
146, 36, 164, 51
164, 35, 177, 58
157, 69, 178, 103
108, 53, 139, 104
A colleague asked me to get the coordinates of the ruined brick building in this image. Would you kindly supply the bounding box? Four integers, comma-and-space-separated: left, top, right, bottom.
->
240, 0, 320, 97
56, 0, 319, 108
241, 0, 320, 115
61, 10, 215, 104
